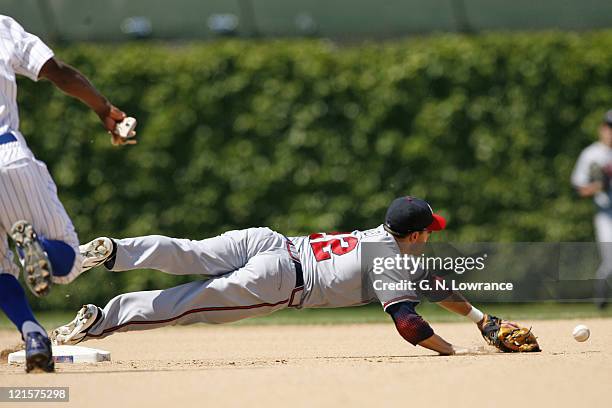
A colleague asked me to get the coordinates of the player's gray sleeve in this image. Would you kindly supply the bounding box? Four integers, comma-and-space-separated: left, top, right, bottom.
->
571, 149, 592, 187
368, 246, 422, 310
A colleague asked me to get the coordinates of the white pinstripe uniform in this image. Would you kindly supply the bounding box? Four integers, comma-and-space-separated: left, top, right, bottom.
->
0, 15, 82, 283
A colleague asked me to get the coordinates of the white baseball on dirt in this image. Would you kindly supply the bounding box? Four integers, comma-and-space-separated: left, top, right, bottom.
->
572, 324, 590, 342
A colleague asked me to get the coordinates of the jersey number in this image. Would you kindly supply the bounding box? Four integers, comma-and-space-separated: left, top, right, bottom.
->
309, 232, 358, 262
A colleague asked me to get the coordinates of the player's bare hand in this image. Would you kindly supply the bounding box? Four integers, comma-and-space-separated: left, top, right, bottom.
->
451, 346, 483, 355
96, 104, 137, 146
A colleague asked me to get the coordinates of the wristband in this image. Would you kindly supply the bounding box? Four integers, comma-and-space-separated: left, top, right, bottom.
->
467, 306, 484, 323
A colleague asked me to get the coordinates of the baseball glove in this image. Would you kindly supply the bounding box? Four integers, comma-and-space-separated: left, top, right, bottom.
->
588, 162, 605, 183
588, 163, 611, 191
479, 315, 541, 352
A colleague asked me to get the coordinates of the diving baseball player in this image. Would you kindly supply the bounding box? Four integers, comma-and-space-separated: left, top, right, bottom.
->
54, 197, 539, 355
0, 15, 135, 373
571, 110, 612, 309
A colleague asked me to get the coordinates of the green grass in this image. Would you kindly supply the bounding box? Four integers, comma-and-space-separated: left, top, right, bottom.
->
235, 302, 612, 326
0, 312, 79, 330
1, 302, 610, 330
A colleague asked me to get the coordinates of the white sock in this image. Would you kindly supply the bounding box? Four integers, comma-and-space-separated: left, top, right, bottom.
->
21, 321, 47, 339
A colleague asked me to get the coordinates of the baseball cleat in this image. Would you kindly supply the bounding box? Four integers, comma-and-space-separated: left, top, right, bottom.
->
25, 332, 55, 373
51, 304, 101, 345
10, 220, 53, 297
79, 237, 115, 272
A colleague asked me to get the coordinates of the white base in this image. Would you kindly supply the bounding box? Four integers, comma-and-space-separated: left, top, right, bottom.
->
8, 345, 111, 364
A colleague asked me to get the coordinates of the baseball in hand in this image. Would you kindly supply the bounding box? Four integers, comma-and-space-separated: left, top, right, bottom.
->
114, 117, 137, 138
572, 324, 590, 342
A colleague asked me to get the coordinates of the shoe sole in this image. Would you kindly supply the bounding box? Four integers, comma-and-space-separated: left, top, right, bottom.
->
52, 305, 99, 345
26, 353, 55, 373
11, 221, 53, 297
80, 238, 113, 271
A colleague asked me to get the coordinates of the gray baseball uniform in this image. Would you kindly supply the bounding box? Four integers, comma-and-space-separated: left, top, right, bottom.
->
84, 226, 416, 339
0, 15, 82, 284
571, 141, 612, 298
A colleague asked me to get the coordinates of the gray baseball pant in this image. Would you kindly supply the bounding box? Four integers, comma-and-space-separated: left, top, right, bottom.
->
85, 228, 303, 340
594, 210, 612, 301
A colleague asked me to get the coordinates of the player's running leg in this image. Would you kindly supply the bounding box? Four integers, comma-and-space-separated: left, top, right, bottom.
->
0, 159, 83, 290
0, 270, 54, 372
0, 163, 58, 372
52, 246, 302, 344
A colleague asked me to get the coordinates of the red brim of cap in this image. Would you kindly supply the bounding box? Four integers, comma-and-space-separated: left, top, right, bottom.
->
426, 213, 447, 231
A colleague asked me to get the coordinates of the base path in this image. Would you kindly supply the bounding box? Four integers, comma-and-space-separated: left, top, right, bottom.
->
1, 319, 610, 408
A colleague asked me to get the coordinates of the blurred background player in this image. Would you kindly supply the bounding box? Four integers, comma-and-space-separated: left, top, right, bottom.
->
0, 14, 135, 372
571, 110, 612, 309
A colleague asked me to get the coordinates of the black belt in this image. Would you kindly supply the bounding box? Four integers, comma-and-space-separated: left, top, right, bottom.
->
0, 132, 17, 145
286, 238, 304, 289
293, 259, 304, 288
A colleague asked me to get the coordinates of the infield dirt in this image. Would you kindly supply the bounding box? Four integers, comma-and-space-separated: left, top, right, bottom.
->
1, 318, 610, 407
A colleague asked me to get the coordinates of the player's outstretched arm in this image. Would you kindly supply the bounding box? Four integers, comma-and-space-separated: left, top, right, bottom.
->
386, 302, 469, 355
417, 333, 468, 356
434, 292, 485, 327
417, 275, 486, 329
38, 57, 136, 146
